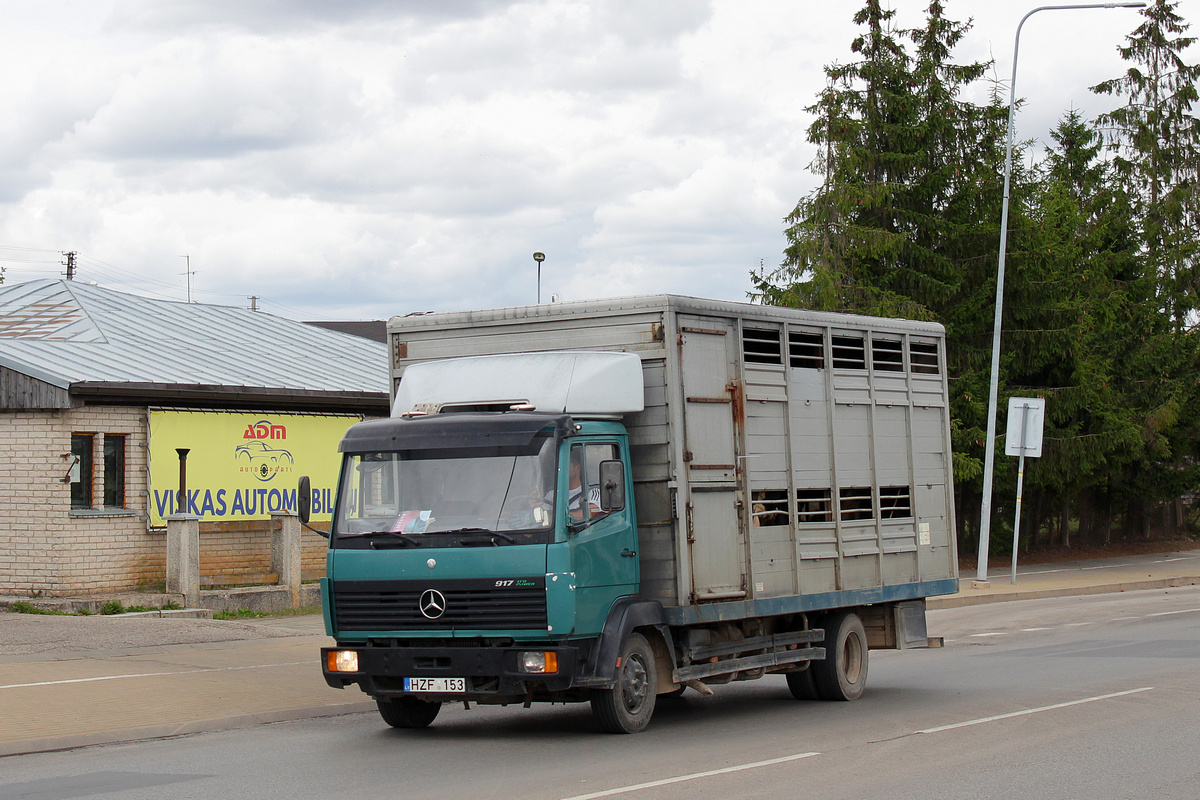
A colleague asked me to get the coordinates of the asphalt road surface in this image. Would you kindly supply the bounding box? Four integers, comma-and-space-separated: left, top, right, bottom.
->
4, 586, 1199, 800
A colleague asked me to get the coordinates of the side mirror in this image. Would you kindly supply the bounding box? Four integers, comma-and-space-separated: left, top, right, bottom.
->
598, 460, 625, 512
298, 475, 311, 524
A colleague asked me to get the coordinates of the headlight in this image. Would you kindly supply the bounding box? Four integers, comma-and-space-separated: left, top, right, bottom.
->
327, 650, 359, 673
518, 651, 558, 674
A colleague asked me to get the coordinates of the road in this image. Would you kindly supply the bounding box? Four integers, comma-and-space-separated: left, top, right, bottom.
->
3, 586, 1199, 800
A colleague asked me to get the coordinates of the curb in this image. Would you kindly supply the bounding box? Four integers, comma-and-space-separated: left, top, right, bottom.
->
0, 701, 376, 758
928, 575, 1200, 609
110, 608, 213, 619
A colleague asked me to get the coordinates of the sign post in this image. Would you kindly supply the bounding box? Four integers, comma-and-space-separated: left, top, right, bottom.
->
1005, 397, 1045, 584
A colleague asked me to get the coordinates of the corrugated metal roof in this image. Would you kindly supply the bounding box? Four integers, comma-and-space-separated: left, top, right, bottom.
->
0, 279, 388, 393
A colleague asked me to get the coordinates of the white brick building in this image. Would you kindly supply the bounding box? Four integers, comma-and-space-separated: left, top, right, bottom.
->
0, 280, 388, 597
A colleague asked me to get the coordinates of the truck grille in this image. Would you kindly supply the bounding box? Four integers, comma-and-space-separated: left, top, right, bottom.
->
332, 577, 548, 631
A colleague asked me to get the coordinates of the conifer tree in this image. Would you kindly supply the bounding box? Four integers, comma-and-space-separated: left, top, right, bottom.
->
1090, 0, 1200, 535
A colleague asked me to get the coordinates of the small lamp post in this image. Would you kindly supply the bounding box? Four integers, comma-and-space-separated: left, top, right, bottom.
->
533, 252, 546, 304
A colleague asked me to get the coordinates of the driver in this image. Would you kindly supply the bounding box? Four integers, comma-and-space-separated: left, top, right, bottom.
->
568, 455, 600, 523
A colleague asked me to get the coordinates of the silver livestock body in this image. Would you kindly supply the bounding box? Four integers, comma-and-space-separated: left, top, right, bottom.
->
387, 295, 958, 621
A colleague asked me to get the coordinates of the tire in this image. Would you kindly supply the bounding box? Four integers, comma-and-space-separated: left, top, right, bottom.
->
591, 632, 657, 733
785, 664, 820, 700
376, 696, 442, 728
811, 612, 868, 701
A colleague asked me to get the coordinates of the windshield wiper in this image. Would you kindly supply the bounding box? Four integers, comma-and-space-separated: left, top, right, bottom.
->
367, 531, 422, 548
441, 528, 517, 546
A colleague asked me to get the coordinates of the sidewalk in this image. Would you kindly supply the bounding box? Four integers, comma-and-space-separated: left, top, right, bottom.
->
2, 548, 1198, 757
0, 613, 372, 757
928, 548, 1200, 609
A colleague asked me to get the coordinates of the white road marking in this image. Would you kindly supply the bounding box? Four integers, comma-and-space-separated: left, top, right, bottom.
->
1064, 622, 1093, 627
558, 752, 822, 800
1145, 608, 1200, 618
0, 661, 310, 691
969, 632, 1008, 638
915, 687, 1154, 735
1019, 627, 1052, 632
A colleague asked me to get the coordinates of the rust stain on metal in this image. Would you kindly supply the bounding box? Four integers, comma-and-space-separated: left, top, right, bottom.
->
728, 380, 745, 427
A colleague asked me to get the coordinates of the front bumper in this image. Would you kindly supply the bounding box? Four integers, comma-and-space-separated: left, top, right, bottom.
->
322, 641, 589, 699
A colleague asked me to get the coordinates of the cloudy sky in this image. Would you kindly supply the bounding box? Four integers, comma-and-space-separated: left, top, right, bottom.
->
0, 0, 1190, 321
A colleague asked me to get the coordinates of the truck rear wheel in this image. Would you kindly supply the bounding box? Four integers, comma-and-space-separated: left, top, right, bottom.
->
812, 612, 867, 701
377, 696, 442, 728
591, 632, 657, 733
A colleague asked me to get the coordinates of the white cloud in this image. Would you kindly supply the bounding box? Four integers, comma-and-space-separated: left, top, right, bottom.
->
0, 0, 1194, 319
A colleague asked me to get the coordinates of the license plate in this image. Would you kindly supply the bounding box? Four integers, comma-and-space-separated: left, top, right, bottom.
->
403, 677, 466, 693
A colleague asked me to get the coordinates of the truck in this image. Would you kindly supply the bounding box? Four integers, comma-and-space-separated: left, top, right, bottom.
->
302, 294, 958, 733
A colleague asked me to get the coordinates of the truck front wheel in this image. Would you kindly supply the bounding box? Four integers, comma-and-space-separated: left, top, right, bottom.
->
812, 612, 868, 701
785, 664, 820, 700
377, 696, 442, 728
591, 632, 657, 733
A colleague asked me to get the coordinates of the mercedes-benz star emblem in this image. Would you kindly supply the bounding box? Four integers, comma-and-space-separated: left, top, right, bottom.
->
418, 589, 447, 619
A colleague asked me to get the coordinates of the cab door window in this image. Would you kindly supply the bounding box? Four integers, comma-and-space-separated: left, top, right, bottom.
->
568, 443, 619, 523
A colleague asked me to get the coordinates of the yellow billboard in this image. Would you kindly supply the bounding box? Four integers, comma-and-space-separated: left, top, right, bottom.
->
148, 410, 360, 527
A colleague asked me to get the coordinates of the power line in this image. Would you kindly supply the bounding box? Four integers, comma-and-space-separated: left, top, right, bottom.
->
255, 296, 337, 322
0, 244, 62, 253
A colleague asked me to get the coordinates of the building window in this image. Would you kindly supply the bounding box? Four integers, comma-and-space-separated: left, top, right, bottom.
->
71, 432, 128, 511
70, 434, 94, 509
103, 435, 126, 508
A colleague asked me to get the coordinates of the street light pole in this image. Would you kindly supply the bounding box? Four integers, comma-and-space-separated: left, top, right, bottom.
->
976, 2, 1145, 585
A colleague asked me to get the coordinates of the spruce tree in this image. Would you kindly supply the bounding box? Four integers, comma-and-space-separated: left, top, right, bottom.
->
1091, 0, 1200, 536
755, 0, 921, 318
1092, 0, 1200, 330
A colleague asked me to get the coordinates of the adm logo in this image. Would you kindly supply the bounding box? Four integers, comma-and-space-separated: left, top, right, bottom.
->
235, 419, 294, 482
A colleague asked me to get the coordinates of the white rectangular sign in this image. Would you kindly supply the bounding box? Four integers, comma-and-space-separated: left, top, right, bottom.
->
1005, 397, 1045, 458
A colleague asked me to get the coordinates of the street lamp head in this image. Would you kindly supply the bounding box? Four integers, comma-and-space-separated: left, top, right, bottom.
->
533, 252, 545, 264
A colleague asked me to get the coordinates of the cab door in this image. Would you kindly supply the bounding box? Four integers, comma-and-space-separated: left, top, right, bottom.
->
566, 439, 638, 634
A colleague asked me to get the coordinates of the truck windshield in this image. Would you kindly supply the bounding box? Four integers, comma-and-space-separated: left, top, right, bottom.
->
333, 434, 557, 542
